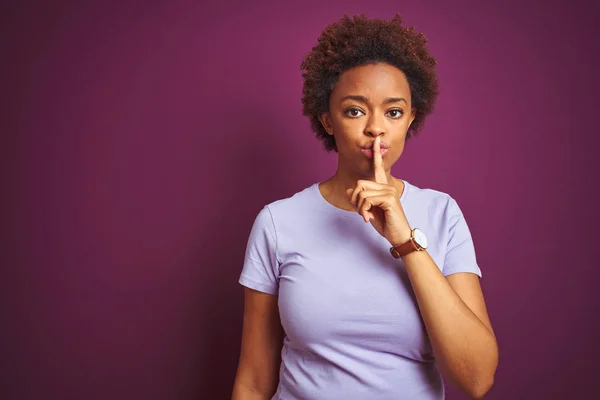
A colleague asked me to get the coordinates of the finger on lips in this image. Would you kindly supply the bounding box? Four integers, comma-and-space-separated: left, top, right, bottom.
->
373, 136, 387, 184
345, 136, 391, 222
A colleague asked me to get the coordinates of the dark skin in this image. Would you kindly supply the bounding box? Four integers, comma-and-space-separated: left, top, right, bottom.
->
232, 62, 497, 399
320, 62, 498, 398
318, 62, 416, 217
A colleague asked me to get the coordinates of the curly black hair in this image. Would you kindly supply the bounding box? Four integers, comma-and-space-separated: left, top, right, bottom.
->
300, 14, 440, 152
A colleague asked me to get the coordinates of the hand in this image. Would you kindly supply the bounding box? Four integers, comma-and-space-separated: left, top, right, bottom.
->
345, 136, 412, 247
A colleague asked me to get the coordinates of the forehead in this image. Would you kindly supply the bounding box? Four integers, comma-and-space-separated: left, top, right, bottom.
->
332, 63, 411, 101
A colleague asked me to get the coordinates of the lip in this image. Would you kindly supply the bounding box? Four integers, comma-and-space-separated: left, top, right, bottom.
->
361, 147, 388, 158
361, 142, 389, 150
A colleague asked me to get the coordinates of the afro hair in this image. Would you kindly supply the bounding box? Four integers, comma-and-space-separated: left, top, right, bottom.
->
300, 14, 440, 152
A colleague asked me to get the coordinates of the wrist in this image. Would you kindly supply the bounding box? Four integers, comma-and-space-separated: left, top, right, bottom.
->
389, 227, 414, 248
389, 227, 429, 259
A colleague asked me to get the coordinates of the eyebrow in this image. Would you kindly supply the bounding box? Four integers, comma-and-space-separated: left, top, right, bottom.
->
340, 95, 408, 105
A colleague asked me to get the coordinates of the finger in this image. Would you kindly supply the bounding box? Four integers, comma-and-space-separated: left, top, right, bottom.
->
356, 189, 395, 211
348, 184, 373, 221
373, 135, 387, 184
350, 184, 363, 208
357, 207, 374, 223
358, 194, 392, 221
350, 180, 389, 205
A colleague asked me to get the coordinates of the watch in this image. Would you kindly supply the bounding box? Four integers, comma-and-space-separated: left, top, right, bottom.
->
389, 228, 428, 259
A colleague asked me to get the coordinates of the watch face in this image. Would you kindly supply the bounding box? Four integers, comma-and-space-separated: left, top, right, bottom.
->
413, 228, 428, 249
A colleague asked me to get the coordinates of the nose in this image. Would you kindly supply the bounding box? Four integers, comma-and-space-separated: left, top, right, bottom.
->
364, 113, 385, 138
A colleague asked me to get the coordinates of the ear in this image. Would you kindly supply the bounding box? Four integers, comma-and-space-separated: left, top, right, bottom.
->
319, 112, 334, 135
408, 107, 417, 129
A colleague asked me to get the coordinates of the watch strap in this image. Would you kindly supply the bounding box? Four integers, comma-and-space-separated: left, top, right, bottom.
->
389, 235, 419, 259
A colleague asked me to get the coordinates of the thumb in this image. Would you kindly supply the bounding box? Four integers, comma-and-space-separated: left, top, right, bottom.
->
345, 188, 353, 198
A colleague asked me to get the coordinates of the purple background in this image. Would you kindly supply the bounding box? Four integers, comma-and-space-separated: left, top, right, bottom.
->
3, 0, 599, 399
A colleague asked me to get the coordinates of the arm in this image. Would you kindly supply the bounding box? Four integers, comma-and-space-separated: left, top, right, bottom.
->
232, 287, 284, 400
401, 251, 498, 399
347, 137, 497, 398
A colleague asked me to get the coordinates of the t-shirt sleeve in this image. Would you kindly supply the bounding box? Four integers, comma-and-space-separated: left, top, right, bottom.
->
238, 205, 280, 295
442, 197, 482, 277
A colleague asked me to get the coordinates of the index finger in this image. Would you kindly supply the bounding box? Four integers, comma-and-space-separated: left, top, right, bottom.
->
373, 135, 387, 184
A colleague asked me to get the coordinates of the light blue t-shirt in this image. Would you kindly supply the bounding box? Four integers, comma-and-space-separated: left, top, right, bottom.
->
239, 180, 482, 400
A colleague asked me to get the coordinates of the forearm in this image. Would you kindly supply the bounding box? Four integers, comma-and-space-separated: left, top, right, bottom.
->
231, 382, 274, 400
231, 359, 280, 400
402, 250, 498, 399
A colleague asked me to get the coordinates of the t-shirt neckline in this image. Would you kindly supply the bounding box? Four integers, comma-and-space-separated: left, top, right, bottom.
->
312, 179, 411, 218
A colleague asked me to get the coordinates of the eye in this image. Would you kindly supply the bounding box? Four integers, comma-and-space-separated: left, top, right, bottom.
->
386, 109, 404, 119
344, 108, 365, 118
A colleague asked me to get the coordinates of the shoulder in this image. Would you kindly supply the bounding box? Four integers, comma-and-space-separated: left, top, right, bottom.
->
258, 182, 320, 224
243, 184, 318, 266
403, 180, 462, 217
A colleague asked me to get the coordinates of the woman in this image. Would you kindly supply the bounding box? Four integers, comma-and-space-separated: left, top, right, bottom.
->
232, 14, 498, 400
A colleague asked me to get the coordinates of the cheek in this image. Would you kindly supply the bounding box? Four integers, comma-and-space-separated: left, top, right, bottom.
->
391, 140, 406, 159
332, 127, 359, 147
336, 113, 365, 129
399, 120, 412, 134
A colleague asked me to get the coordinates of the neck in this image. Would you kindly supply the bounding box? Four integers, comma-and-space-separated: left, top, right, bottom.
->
320, 164, 404, 212
329, 168, 391, 192
331, 153, 396, 189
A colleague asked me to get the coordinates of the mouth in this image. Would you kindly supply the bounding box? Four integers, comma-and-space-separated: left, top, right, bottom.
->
361, 147, 388, 158
361, 142, 389, 150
